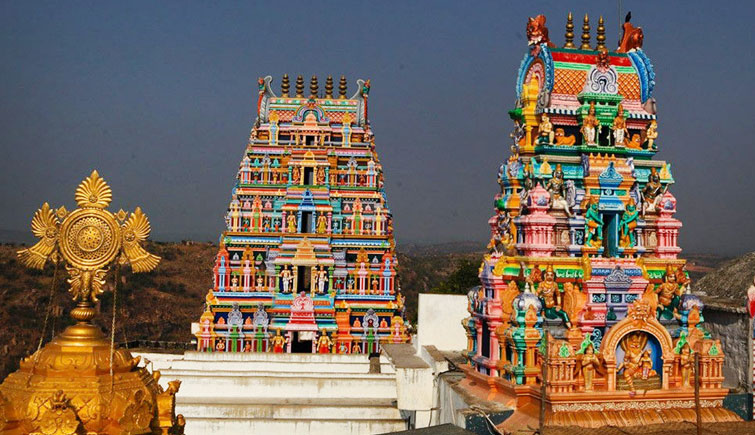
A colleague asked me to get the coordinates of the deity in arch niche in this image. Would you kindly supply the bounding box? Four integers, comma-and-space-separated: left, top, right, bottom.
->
612, 103, 628, 147
617, 331, 658, 392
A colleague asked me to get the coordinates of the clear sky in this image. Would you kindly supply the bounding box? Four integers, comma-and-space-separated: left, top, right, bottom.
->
1, 1, 754, 255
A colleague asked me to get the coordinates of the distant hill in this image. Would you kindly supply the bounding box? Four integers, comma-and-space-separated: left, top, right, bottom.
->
695, 252, 755, 303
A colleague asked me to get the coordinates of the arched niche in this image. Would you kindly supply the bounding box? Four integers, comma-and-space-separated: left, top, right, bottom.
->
599, 303, 674, 391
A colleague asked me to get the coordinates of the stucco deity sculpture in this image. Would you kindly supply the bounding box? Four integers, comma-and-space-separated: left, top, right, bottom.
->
317, 330, 333, 353
679, 342, 693, 388
641, 168, 665, 216
620, 199, 639, 247
617, 332, 647, 392
271, 329, 287, 353
611, 103, 628, 147
578, 344, 601, 391
536, 265, 571, 328
538, 113, 554, 145
546, 164, 572, 216
645, 120, 658, 150
584, 196, 603, 247
581, 102, 600, 145
655, 265, 683, 319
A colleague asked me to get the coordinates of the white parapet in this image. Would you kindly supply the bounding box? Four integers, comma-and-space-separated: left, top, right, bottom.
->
417, 293, 469, 352
133, 350, 407, 435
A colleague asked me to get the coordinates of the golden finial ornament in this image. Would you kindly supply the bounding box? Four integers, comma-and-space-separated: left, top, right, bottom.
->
339, 75, 348, 98
581, 13, 592, 50
2, 170, 184, 434
564, 12, 575, 48
281, 73, 290, 97
596, 15, 606, 49
325, 75, 334, 98
295, 75, 304, 97
310, 75, 319, 97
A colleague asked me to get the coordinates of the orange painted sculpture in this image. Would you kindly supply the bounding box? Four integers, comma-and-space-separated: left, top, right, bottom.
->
461, 12, 739, 429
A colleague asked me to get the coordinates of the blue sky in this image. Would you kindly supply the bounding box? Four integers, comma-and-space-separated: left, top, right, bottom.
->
1, 1, 754, 254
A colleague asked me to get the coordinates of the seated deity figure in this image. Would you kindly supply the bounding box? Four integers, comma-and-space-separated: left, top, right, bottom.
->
655, 266, 683, 319
538, 113, 554, 145
546, 165, 572, 216
611, 103, 628, 146
535, 265, 571, 328
645, 120, 658, 150
641, 168, 665, 216
581, 102, 600, 145
584, 196, 604, 248
619, 199, 639, 247
617, 332, 647, 392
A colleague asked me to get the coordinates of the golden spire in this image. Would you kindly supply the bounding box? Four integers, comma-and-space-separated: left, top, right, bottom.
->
3, 171, 184, 434
581, 13, 592, 50
339, 75, 347, 98
295, 75, 304, 97
281, 73, 290, 97
564, 12, 575, 48
310, 75, 319, 97
596, 15, 606, 49
325, 75, 334, 98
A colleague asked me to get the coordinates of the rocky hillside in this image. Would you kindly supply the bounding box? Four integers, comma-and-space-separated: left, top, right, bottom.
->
695, 252, 755, 302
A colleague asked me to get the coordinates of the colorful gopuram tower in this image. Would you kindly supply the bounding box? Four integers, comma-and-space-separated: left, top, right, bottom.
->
462, 13, 739, 426
195, 75, 408, 354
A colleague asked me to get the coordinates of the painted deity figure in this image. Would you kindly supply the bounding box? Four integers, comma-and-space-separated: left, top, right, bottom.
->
316, 267, 327, 294
271, 329, 287, 353
620, 199, 639, 247
639, 350, 657, 380
316, 214, 327, 234
538, 113, 554, 145
256, 274, 264, 291
655, 266, 683, 319
579, 344, 601, 391
584, 196, 604, 248
581, 102, 600, 145
679, 342, 693, 388
645, 120, 658, 150
611, 103, 628, 146
316, 166, 326, 185
519, 163, 535, 210
280, 266, 292, 293
546, 164, 572, 216
287, 214, 297, 233
317, 330, 333, 354
351, 342, 362, 354
536, 265, 571, 328
292, 166, 301, 185
641, 168, 665, 217
617, 332, 647, 392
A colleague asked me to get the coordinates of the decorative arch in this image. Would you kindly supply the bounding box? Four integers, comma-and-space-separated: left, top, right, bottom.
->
515, 45, 554, 101
292, 103, 329, 123
599, 301, 674, 390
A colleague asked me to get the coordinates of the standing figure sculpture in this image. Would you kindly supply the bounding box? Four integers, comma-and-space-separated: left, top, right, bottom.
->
287, 214, 297, 233
271, 329, 287, 353
317, 330, 333, 354
679, 342, 693, 388
316, 266, 328, 294
645, 120, 658, 150
655, 265, 683, 319
611, 103, 628, 147
581, 102, 600, 145
578, 344, 601, 391
535, 265, 571, 328
519, 163, 535, 211
619, 199, 639, 247
617, 332, 647, 392
280, 266, 292, 293
584, 196, 604, 248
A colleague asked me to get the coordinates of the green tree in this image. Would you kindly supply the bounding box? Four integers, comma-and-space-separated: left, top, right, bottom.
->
431, 258, 480, 294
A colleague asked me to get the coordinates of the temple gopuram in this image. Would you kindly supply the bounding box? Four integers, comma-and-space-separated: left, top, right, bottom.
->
195, 74, 409, 354
462, 13, 740, 427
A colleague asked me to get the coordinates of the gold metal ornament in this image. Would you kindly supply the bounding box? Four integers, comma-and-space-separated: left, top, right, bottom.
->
18, 170, 160, 318
1, 170, 183, 435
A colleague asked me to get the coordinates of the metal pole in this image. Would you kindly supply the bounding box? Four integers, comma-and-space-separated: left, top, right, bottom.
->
539, 332, 548, 434
694, 352, 702, 435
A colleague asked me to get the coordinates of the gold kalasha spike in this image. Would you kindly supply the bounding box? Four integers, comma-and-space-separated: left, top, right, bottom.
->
564, 12, 575, 48
596, 15, 606, 49
325, 75, 334, 98
310, 75, 319, 97
281, 74, 290, 97
581, 13, 592, 50
339, 75, 347, 98
295, 75, 304, 97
